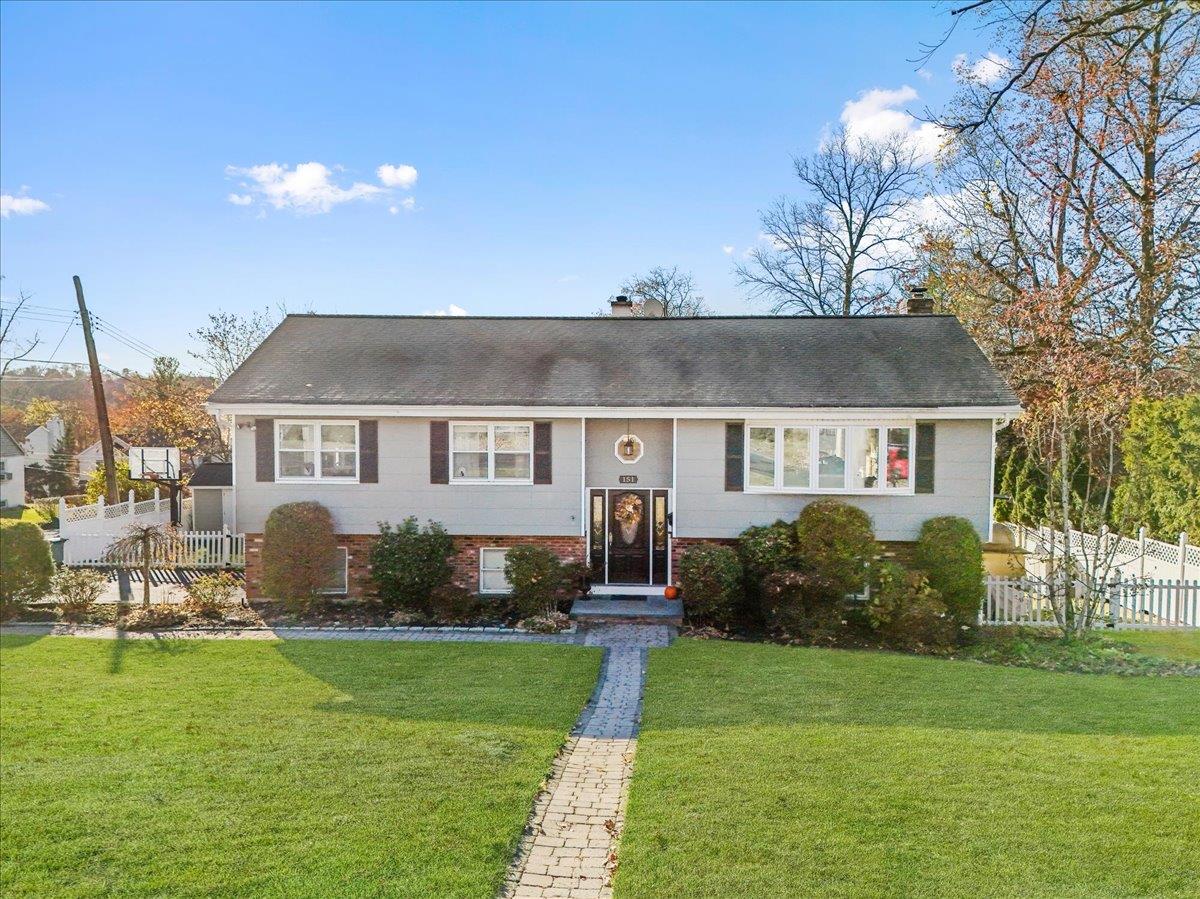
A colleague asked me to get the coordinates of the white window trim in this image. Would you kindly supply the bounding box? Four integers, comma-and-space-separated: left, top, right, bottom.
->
317, 547, 350, 595
744, 421, 916, 496
275, 419, 360, 483
479, 547, 512, 595
449, 421, 534, 485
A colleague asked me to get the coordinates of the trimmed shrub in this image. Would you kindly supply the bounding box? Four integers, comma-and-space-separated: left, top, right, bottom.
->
426, 583, 482, 624
914, 516, 985, 625
261, 502, 340, 610
0, 520, 54, 613
738, 520, 797, 607
867, 561, 956, 653
370, 518, 456, 612
123, 604, 186, 631
677, 544, 743, 629
794, 500, 875, 595
183, 572, 241, 621
52, 567, 107, 622
760, 568, 843, 641
505, 544, 570, 619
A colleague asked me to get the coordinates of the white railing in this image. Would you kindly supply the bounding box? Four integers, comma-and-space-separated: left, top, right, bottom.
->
59, 489, 173, 537
982, 576, 1200, 629
63, 531, 246, 569
1001, 522, 1198, 582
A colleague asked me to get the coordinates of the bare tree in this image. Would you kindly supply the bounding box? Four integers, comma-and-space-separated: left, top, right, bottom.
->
736, 128, 923, 316
189, 306, 282, 383
0, 290, 41, 376
106, 523, 184, 608
618, 266, 711, 317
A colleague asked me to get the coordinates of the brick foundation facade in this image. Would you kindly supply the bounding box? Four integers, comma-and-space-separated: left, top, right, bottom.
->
244, 532, 586, 600
669, 536, 738, 580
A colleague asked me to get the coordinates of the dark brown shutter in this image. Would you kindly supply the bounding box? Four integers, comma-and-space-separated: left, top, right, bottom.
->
359, 420, 378, 483
915, 422, 936, 494
725, 422, 744, 492
533, 421, 552, 484
255, 419, 274, 482
430, 420, 449, 484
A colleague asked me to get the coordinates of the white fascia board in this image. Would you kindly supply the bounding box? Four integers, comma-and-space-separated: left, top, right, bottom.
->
207, 402, 1023, 420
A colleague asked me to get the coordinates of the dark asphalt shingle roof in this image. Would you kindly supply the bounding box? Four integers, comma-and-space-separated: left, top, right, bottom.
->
0, 425, 24, 457
209, 314, 1020, 409
188, 462, 232, 487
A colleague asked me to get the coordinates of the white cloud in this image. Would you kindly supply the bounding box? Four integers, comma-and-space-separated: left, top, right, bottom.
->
839, 85, 947, 163
227, 193, 253, 206
377, 163, 419, 189
916, 68, 933, 82
722, 245, 735, 255
1, 194, 50, 218
225, 162, 385, 214
953, 52, 1011, 86
423, 304, 468, 316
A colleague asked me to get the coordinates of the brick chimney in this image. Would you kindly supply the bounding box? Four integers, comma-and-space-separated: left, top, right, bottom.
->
610, 295, 634, 317
907, 285, 934, 315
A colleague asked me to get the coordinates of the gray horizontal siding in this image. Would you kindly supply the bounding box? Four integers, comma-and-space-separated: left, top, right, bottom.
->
233, 416, 582, 536
674, 418, 992, 541
584, 419, 673, 488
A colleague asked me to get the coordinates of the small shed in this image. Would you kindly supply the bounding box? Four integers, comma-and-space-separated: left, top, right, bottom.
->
188, 462, 233, 531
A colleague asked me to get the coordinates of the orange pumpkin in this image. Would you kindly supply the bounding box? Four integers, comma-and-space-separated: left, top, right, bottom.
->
664, 585, 680, 601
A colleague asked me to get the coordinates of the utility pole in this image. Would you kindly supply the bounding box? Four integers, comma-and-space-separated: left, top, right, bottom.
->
75, 276, 119, 504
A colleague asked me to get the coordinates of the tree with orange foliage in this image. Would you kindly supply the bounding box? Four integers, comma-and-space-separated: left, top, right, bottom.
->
111, 357, 224, 470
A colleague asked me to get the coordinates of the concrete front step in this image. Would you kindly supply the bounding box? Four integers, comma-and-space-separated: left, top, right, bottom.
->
570, 597, 684, 627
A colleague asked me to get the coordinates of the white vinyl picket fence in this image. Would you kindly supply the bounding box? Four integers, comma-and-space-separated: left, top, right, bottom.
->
982, 576, 1200, 629
63, 531, 245, 569
1002, 522, 1199, 582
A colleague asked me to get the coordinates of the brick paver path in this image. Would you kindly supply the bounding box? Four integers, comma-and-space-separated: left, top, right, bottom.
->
503, 624, 671, 899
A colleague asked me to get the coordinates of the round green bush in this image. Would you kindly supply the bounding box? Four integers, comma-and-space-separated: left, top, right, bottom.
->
677, 544, 743, 629
867, 561, 956, 653
261, 502, 340, 609
1, 520, 54, 613
914, 516, 985, 625
794, 500, 875, 595
738, 520, 797, 604
505, 544, 571, 619
370, 517, 455, 612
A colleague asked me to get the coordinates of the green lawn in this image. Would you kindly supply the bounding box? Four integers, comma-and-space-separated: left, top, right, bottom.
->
616, 639, 1200, 899
1106, 628, 1200, 662
0, 636, 600, 898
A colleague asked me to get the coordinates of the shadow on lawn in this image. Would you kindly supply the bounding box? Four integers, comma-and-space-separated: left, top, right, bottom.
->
107, 630, 204, 674
273, 638, 598, 730
0, 633, 46, 651
641, 643, 1200, 738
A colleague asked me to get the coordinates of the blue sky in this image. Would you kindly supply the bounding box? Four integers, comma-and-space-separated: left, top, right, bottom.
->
1, 1, 991, 372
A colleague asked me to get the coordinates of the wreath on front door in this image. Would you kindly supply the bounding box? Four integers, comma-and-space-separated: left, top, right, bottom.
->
614, 493, 644, 545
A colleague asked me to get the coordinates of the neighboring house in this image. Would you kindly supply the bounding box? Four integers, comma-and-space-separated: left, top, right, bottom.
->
0, 425, 27, 508
207, 295, 1021, 599
188, 462, 233, 531
75, 435, 132, 483
21, 415, 65, 466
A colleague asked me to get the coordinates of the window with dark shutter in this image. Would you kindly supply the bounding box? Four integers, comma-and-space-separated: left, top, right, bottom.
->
255, 419, 274, 482
430, 420, 449, 484
915, 422, 936, 494
725, 422, 745, 492
359, 420, 378, 483
533, 421, 552, 484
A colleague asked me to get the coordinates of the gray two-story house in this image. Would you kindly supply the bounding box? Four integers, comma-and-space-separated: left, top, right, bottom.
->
207, 297, 1021, 599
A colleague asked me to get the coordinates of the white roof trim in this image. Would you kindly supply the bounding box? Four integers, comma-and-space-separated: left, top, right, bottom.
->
208, 402, 1022, 421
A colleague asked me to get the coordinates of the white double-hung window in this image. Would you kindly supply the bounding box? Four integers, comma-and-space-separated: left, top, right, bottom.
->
746, 423, 913, 494
450, 422, 533, 483
276, 421, 359, 481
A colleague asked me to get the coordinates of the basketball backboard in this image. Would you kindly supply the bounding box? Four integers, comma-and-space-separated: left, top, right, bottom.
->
129, 446, 181, 480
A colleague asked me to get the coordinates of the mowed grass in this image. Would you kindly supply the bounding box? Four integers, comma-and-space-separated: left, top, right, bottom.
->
1106, 628, 1200, 662
0, 636, 600, 898
616, 639, 1200, 899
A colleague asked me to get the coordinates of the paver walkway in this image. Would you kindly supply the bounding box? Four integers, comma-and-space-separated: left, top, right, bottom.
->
502, 623, 671, 899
